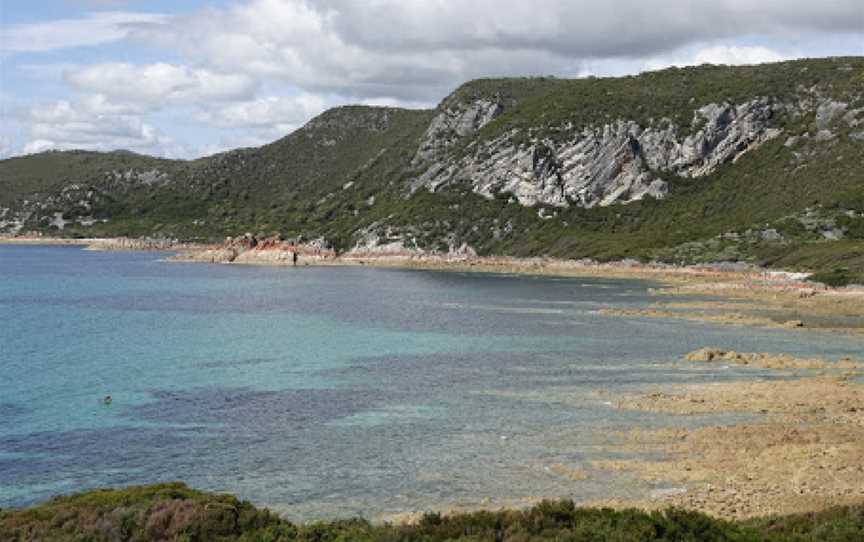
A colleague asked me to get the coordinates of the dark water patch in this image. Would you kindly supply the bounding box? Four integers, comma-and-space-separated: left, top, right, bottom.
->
0, 426, 206, 508
0, 425, 207, 462
323, 350, 791, 417
127, 387, 388, 430
295, 271, 661, 336
0, 425, 210, 507
0, 402, 30, 419
327, 351, 672, 390
0, 292, 275, 315
193, 357, 278, 369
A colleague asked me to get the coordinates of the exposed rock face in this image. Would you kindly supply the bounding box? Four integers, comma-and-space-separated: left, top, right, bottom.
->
170, 234, 337, 265
815, 101, 848, 131
413, 99, 503, 165
349, 226, 420, 257
0, 168, 177, 234
642, 100, 782, 177
346, 222, 478, 259
1, 184, 103, 234
412, 98, 784, 208
86, 237, 183, 251
104, 169, 172, 191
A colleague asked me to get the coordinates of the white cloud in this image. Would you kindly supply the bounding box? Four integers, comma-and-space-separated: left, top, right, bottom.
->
19, 94, 299, 159
0, 11, 166, 53
129, 0, 864, 102
641, 45, 792, 72
196, 94, 328, 129
195, 134, 280, 156
188, 94, 337, 150
22, 140, 62, 155
23, 98, 169, 155
360, 97, 436, 110
64, 63, 258, 109
693, 45, 789, 66
130, 0, 583, 101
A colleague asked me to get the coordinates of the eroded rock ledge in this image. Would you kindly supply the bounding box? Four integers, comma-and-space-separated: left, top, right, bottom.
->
597, 350, 864, 519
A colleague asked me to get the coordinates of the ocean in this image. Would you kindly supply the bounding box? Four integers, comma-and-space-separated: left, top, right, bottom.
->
1, 244, 860, 519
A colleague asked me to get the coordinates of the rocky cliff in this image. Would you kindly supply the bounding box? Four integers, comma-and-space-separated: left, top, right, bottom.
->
411, 96, 834, 208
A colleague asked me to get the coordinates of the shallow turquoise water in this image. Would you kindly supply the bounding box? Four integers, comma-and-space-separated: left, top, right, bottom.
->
1, 245, 861, 519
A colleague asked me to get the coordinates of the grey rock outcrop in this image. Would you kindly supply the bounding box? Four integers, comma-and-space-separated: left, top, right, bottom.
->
815, 101, 848, 130
413, 99, 503, 165
412, 98, 784, 208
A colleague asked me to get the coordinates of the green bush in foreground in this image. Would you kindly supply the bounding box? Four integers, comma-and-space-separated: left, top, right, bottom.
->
2, 483, 864, 542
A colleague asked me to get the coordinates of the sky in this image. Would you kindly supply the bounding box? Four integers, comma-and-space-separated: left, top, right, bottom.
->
0, 0, 862, 160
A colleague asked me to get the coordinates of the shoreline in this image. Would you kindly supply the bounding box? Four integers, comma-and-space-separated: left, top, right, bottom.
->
5, 235, 863, 335
0, 234, 830, 284
0, 236, 94, 246
0, 234, 830, 283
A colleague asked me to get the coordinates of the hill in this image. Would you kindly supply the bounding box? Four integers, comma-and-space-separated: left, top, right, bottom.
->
2, 57, 863, 282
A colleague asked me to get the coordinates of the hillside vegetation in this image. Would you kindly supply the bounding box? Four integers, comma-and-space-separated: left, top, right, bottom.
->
2, 483, 864, 542
1, 57, 863, 282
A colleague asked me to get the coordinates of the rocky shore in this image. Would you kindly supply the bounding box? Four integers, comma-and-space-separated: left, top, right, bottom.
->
0, 236, 92, 246
87, 237, 205, 251
0, 235, 197, 251
168, 233, 337, 265
592, 349, 864, 519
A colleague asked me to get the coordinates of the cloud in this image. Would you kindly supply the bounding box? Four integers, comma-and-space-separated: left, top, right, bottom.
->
130, 0, 584, 101
641, 45, 792, 72
23, 98, 170, 155
196, 94, 328, 130
129, 0, 864, 102
0, 11, 166, 53
194, 134, 281, 156
19, 93, 311, 159
323, 1, 864, 54
691, 45, 789, 66
63, 63, 258, 109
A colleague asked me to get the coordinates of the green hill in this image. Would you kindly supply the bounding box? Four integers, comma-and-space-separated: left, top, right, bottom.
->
2, 57, 863, 281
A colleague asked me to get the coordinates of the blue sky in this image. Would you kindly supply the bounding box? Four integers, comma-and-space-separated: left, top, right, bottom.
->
1, 0, 862, 159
